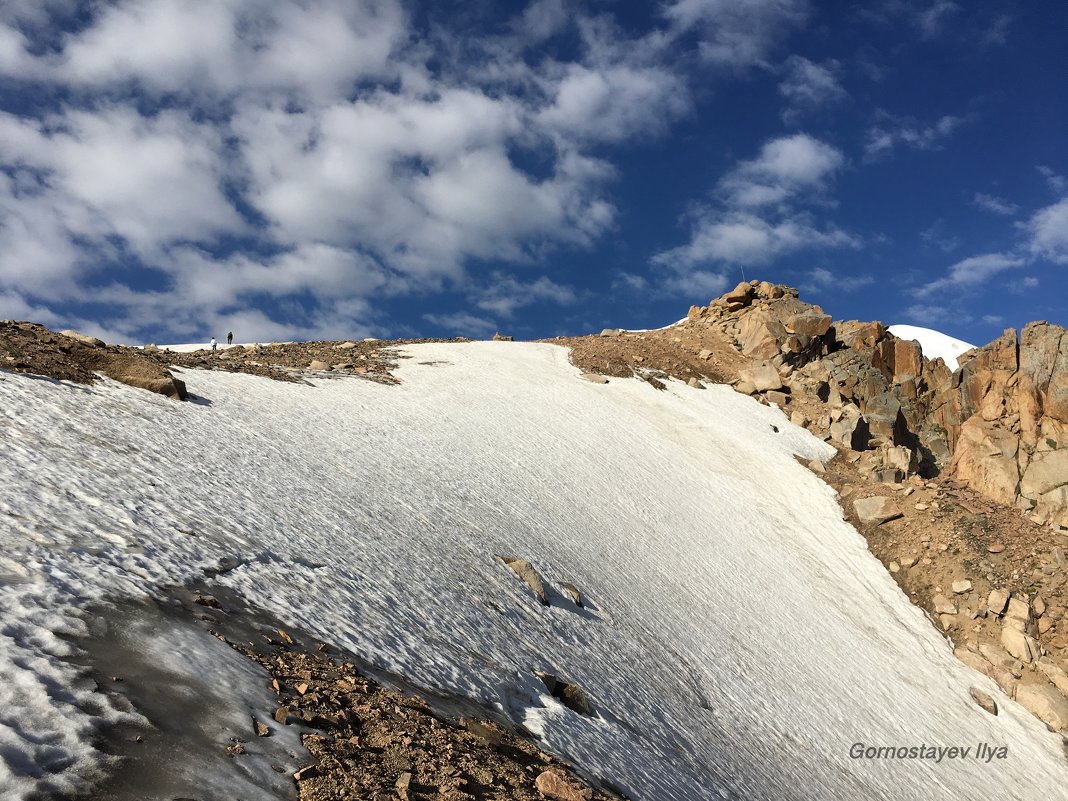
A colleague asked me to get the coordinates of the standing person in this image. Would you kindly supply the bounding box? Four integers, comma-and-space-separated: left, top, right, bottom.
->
211, 336, 217, 351
227, 331, 233, 346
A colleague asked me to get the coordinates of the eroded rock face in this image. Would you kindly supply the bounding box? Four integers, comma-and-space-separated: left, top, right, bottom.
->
687, 281, 1068, 525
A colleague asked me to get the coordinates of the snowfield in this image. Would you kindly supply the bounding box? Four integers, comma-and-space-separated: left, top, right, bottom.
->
887, 325, 976, 369
0, 342, 1065, 800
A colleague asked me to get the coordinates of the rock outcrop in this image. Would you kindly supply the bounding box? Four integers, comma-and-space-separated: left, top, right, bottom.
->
688, 281, 1068, 526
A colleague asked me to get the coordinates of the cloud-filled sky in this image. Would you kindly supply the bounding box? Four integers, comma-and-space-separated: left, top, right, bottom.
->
0, 0, 1064, 344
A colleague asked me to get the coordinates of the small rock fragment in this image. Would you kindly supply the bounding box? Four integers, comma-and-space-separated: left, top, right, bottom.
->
969, 687, 998, 716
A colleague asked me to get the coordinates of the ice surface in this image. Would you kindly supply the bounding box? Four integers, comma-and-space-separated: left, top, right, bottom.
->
0, 342, 1065, 800
887, 325, 976, 369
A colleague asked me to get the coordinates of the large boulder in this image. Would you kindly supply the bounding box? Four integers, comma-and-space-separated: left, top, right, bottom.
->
737, 363, 782, 392
950, 417, 1021, 505
1015, 684, 1068, 731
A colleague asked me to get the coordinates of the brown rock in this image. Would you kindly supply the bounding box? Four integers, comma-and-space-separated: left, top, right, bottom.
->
969, 687, 998, 715
534, 769, 592, 801
499, 557, 549, 605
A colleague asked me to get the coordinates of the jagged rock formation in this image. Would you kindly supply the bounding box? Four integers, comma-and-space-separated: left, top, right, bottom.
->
689, 280, 1068, 526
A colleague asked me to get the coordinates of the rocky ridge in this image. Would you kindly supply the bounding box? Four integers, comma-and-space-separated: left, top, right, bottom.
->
686, 279, 1068, 527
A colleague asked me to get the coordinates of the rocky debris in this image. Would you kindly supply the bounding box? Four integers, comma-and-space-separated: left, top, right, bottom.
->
1000, 627, 1039, 663
932, 594, 958, 616
969, 687, 998, 715
189, 592, 622, 801
60, 329, 105, 347
686, 281, 1068, 526
1015, 684, 1068, 730
492, 332, 514, 342
536, 672, 593, 716
1, 321, 189, 400
499, 557, 549, 605
853, 496, 902, 525
559, 582, 584, 607
536, 769, 594, 801
952, 579, 973, 594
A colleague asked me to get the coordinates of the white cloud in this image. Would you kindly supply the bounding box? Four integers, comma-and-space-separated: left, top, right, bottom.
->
914, 1, 960, 38
422, 311, 498, 337
662, 0, 809, 68
472, 274, 577, 317
538, 64, 690, 143
804, 267, 874, 292
972, 192, 1018, 216
864, 112, 968, 160
8, 0, 408, 101
917, 252, 1025, 294
653, 211, 858, 268
1037, 165, 1067, 195
720, 133, 845, 207
778, 56, 847, 121
1021, 198, 1068, 265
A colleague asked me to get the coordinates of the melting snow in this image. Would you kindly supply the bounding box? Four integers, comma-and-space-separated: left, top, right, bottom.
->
0, 342, 1064, 800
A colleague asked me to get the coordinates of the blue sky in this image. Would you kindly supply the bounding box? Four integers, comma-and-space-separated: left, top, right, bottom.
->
0, 0, 1064, 345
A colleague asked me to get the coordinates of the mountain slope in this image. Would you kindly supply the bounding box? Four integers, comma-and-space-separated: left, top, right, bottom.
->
0, 342, 1065, 800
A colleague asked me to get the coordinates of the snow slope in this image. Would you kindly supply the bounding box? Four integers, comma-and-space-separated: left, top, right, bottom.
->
0, 342, 1064, 800
887, 325, 976, 369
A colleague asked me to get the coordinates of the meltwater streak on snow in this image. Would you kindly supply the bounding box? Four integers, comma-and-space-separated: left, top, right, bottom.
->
0, 343, 1065, 800
887, 325, 976, 369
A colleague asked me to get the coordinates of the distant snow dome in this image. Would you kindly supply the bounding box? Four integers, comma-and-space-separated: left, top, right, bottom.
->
887, 325, 977, 369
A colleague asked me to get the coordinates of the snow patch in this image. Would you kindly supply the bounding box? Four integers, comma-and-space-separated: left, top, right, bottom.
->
888, 324, 976, 369
0, 342, 1065, 800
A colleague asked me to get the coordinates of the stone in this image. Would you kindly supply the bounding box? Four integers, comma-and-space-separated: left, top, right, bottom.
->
1036, 658, 1068, 696
765, 390, 789, 406
254, 719, 270, 737
308, 360, 330, 371
737, 363, 782, 392
560, 582, 584, 607
987, 589, 1010, 615
536, 671, 593, 715
1006, 597, 1031, 623
952, 580, 973, 594
115, 374, 188, 401
969, 687, 998, 716
978, 643, 1016, 670
987, 543, 1006, 553
724, 281, 754, 307
784, 313, 832, 338
59, 329, 105, 347
1000, 627, 1039, 663
807, 459, 825, 474
534, 769, 592, 801
1020, 450, 1068, 498
599, 328, 622, 337
1015, 684, 1068, 730
829, 415, 870, 451
932, 594, 958, 615
334, 341, 358, 350
698, 349, 713, 360
687, 377, 704, 389
499, 557, 549, 605
853, 496, 902, 525
491, 332, 513, 341
580, 373, 608, 384
1034, 596, 1047, 617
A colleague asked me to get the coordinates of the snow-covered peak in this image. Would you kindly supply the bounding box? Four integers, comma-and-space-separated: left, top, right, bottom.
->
888, 324, 976, 369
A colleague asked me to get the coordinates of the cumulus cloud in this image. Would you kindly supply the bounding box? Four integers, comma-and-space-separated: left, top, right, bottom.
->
0, 0, 674, 340
720, 133, 845, 207
1021, 198, 1068, 265
662, 0, 809, 68
654, 211, 857, 268
650, 133, 855, 295
778, 56, 847, 122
